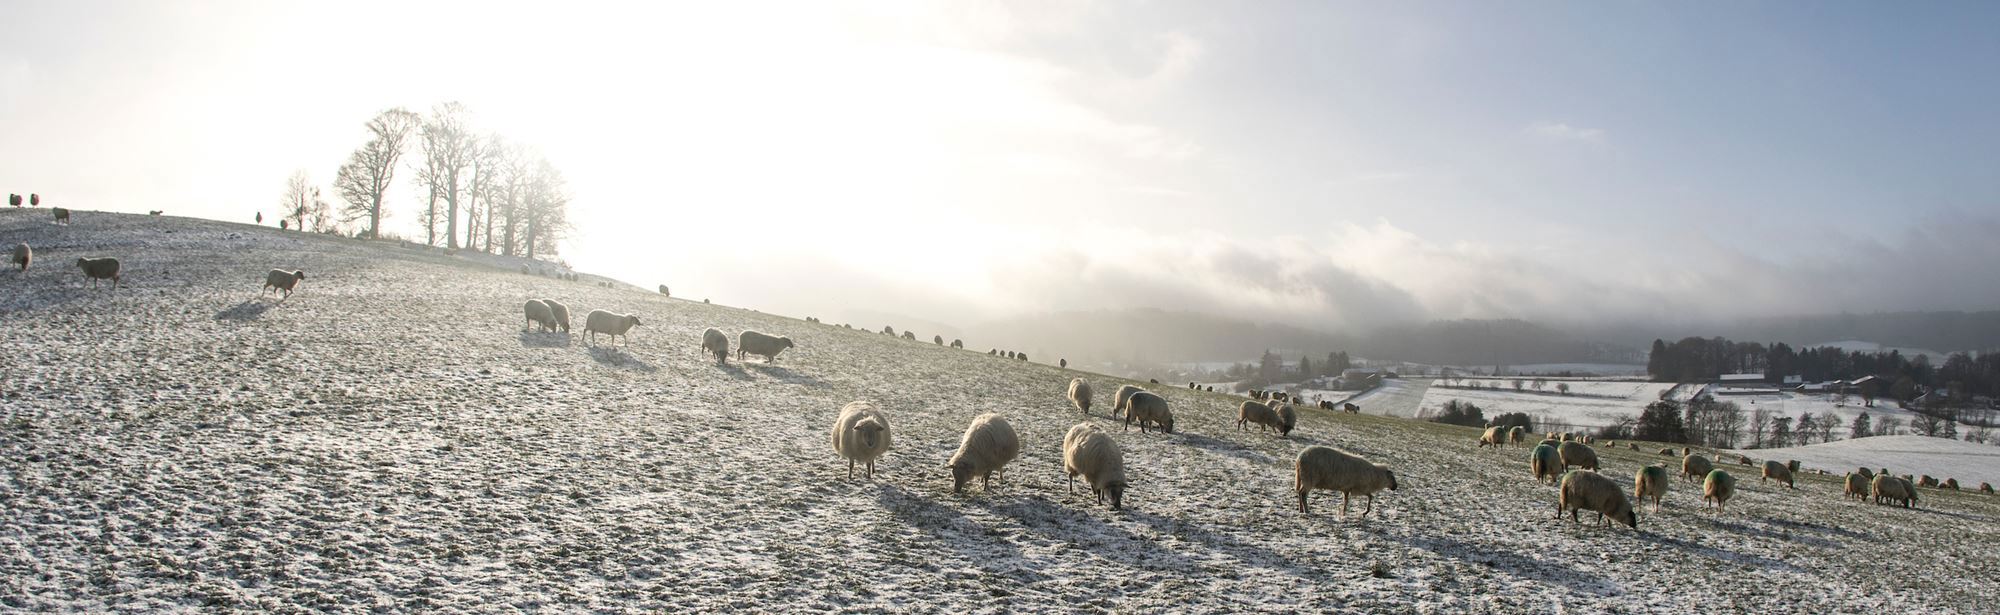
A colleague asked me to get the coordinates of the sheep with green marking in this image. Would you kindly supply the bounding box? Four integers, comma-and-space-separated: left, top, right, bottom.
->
1703, 470, 1736, 513
1558, 470, 1638, 529
1530, 444, 1561, 485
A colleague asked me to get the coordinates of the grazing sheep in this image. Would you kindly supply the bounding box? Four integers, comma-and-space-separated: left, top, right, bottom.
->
951, 339, 963, 349
148, 210, 162, 216
523, 300, 557, 332
1237, 400, 1282, 433
1844, 472, 1870, 501
1275, 403, 1296, 436
1478, 426, 1507, 449
1978, 482, 1992, 495
1063, 423, 1127, 510
1787, 459, 1800, 474
1681, 454, 1714, 484
947, 414, 1020, 494
883, 326, 895, 336
1531, 444, 1562, 485
1738, 455, 1753, 466
74, 257, 120, 289
1703, 470, 1736, 512
701, 328, 729, 364
1294, 446, 1398, 519
934, 335, 943, 345
1557, 441, 1599, 471
831, 401, 892, 479
901, 331, 916, 341
1343, 402, 1359, 414
1871, 474, 1917, 508
263, 269, 306, 297
737, 330, 794, 362
1658, 448, 1675, 456
1509, 426, 1525, 447
1123, 391, 1174, 434
541, 299, 571, 333
1558, 470, 1639, 529
1206, 386, 1214, 392
1919, 475, 1938, 488
1761, 460, 1796, 488
583, 310, 641, 346
1067, 378, 1093, 414
1943, 478, 1959, 490
9, 243, 28, 272
1627, 443, 1639, 450
1018, 352, 1028, 362
657, 284, 669, 296
1635, 465, 1669, 512
53, 207, 70, 224
1857, 467, 1875, 479
1112, 384, 1144, 418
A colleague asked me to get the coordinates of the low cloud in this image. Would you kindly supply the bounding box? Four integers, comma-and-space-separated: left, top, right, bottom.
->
1524, 121, 1606, 144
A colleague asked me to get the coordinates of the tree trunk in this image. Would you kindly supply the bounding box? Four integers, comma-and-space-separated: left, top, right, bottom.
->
425, 185, 438, 246
368, 193, 382, 239
526, 216, 539, 259
445, 180, 459, 249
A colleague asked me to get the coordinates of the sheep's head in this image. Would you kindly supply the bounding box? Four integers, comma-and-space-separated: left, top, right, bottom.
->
627, 316, 642, 328
1385, 470, 1399, 491
780, 337, 794, 349
295, 271, 305, 280
75, 258, 88, 268
1615, 503, 1638, 529
852, 419, 885, 450
948, 460, 974, 493
1159, 416, 1174, 434
1101, 481, 1126, 511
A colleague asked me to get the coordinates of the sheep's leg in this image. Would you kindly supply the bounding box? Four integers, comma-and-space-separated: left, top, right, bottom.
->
1340, 492, 1351, 520
1067, 473, 1074, 494
1297, 490, 1308, 514
865, 460, 875, 479
847, 459, 855, 480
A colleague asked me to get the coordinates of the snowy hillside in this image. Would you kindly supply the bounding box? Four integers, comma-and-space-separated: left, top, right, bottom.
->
1732, 436, 2000, 488
4, 210, 2000, 613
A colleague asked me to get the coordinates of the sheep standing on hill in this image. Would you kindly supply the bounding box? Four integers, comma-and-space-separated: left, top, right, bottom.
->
658, 284, 669, 296
52, 207, 70, 225
1123, 391, 1174, 434
1238, 400, 1282, 433
583, 310, 641, 346
1509, 426, 1525, 447
523, 300, 557, 332
1478, 426, 1507, 449
1558, 441, 1599, 471
75, 257, 120, 289
1294, 446, 1398, 519
541, 299, 571, 333
1919, 475, 1938, 488
1871, 474, 1917, 508
263, 269, 306, 298
1682, 454, 1714, 484
947, 414, 1019, 494
1634, 465, 1670, 512
1063, 423, 1127, 510
1344, 402, 1359, 414
1844, 472, 1870, 501
1112, 384, 1143, 419
1558, 470, 1638, 528
1067, 378, 1093, 414
1856, 467, 1875, 479
1761, 460, 1796, 489
901, 331, 916, 341
10, 243, 28, 272
1942, 478, 1959, 490
738, 330, 794, 362
933, 335, 943, 345
831, 401, 892, 479
701, 328, 729, 364
1531, 444, 1561, 485
1978, 482, 1993, 495
951, 339, 963, 349
1703, 470, 1737, 512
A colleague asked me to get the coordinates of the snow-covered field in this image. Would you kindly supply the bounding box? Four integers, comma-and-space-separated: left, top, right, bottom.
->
1731, 436, 2000, 488
5, 210, 2000, 613
1420, 379, 1677, 429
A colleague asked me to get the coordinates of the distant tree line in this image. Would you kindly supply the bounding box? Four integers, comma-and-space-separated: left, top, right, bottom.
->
1646, 336, 2000, 404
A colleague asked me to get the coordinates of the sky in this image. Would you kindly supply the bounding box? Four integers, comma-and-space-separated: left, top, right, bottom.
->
3, 1, 1997, 335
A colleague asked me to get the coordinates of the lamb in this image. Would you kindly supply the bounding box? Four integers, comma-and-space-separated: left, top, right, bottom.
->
1067, 378, 1093, 414
1509, 426, 1525, 446
1871, 474, 1916, 508
263, 269, 305, 297
1478, 426, 1507, 449
1294, 446, 1398, 519
523, 300, 557, 332
540, 299, 571, 333
1557, 441, 1599, 471
701, 328, 729, 364
1761, 460, 1796, 488
947, 413, 1019, 493
75, 257, 120, 289
9, 243, 27, 272
831, 401, 892, 479
1703, 470, 1736, 512
1237, 400, 1283, 433
1123, 391, 1174, 434
583, 309, 641, 346
737, 330, 794, 362
1062, 423, 1127, 510
1634, 465, 1669, 512
1531, 443, 1562, 485
1844, 472, 1870, 501
1111, 384, 1144, 418
1681, 454, 1714, 484
52, 207, 70, 224
1558, 470, 1639, 528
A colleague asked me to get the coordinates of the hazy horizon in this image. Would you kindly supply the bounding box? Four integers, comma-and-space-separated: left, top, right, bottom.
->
5, 1, 1997, 338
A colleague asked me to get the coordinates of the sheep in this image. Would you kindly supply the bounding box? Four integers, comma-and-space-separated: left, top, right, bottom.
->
1918, 475, 1938, 488
1531, 444, 1562, 485
701, 328, 729, 364
148, 210, 162, 216
53, 207, 70, 225
946, 413, 1019, 494
1626, 443, 1639, 451
1787, 459, 1800, 474
1018, 353, 1028, 361
831, 401, 892, 479
1681, 454, 1714, 484
1557, 470, 1638, 529
1478, 426, 1507, 449
583, 309, 641, 346
1294, 446, 1398, 519
1206, 386, 1214, 392
1844, 472, 1870, 501
901, 331, 915, 341
1344, 402, 1360, 414
523, 300, 557, 332
1856, 467, 1875, 479
933, 335, 943, 345
1871, 474, 1916, 508
1275, 403, 1297, 436
263, 269, 305, 297
541, 299, 571, 333
951, 339, 963, 349
75, 257, 120, 289
737, 330, 794, 362
1067, 378, 1093, 414
1509, 426, 1525, 447
1658, 448, 1675, 456
1062, 423, 1127, 510
1237, 400, 1282, 433
1738, 455, 1753, 466
1123, 391, 1174, 434
1761, 460, 1796, 488
1979, 482, 1993, 495
1111, 384, 1144, 419
1557, 441, 1599, 471
1634, 465, 1670, 512
1060, 358, 1068, 369
657, 284, 669, 296
1943, 478, 1959, 490
1703, 470, 1736, 512
9, 243, 28, 272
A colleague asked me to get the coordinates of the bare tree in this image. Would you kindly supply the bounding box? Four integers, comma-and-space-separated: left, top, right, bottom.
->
418, 102, 476, 249
280, 170, 313, 231
334, 108, 418, 239
1749, 407, 1772, 448
307, 187, 333, 233
521, 155, 571, 259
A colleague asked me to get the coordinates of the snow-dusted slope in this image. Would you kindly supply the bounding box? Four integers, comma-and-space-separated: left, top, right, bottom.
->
4, 210, 1999, 613
1732, 436, 2000, 487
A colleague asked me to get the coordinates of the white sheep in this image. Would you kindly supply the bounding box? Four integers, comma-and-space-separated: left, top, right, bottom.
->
1558, 470, 1638, 529
1703, 470, 1736, 512
1557, 441, 1599, 471
1294, 446, 1398, 519
1478, 426, 1507, 449
523, 300, 557, 332
1871, 475, 1917, 508
1275, 402, 1297, 436
1531, 443, 1561, 484
75, 257, 120, 289
1111, 384, 1144, 418
1761, 460, 1795, 489
1122, 391, 1174, 434
1237, 400, 1282, 433
1067, 378, 1093, 414
540, 299, 571, 333
947, 413, 1020, 493
701, 328, 729, 364
1843, 472, 1870, 501
1681, 454, 1714, 484
1634, 465, 1669, 512
1062, 423, 1127, 510
737, 330, 794, 362
831, 401, 892, 479
264, 269, 305, 297
583, 309, 641, 346
1508, 426, 1525, 446
9, 243, 29, 272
